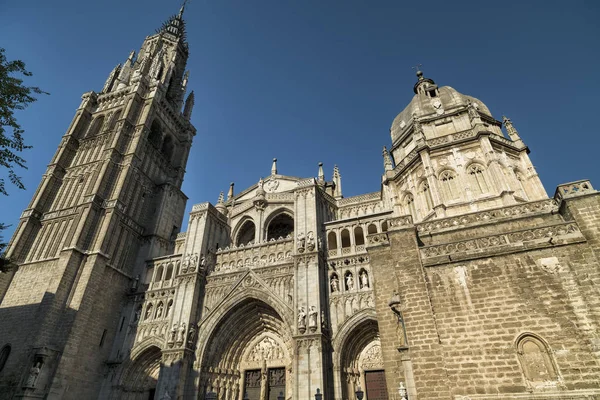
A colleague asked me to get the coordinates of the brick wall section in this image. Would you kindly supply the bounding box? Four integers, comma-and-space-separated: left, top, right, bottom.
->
368, 227, 452, 400
426, 241, 600, 397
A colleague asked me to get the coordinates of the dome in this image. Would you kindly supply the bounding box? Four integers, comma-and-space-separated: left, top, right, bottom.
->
390, 85, 493, 144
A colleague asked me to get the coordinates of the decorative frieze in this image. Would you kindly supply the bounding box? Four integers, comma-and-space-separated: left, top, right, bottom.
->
554, 179, 596, 201
421, 222, 581, 260
416, 199, 558, 234
214, 237, 293, 274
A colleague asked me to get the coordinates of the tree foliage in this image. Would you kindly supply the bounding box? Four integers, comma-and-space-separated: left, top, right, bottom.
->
0, 47, 48, 264
0, 47, 48, 196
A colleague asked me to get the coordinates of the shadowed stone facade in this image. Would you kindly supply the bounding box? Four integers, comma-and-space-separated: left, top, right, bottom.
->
1, 9, 600, 400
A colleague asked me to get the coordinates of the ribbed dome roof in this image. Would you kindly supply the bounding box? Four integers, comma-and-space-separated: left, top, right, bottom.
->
390, 86, 493, 143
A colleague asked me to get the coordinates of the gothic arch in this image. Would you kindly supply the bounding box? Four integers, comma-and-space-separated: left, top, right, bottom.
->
515, 332, 559, 385
264, 208, 294, 241
195, 291, 294, 400
113, 344, 162, 399
465, 161, 490, 196
148, 119, 163, 149
332, 310, 381, 400
234, 218, 256, 246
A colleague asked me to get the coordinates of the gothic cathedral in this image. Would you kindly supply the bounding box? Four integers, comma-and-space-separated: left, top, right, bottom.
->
1, 8, 600, 400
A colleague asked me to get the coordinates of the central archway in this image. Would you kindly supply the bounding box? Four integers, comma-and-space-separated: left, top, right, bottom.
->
114, 345, 162, 400
198, 298, 293, 400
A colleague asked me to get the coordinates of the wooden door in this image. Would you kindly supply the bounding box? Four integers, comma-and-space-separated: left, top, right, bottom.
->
244, 369, 262, 400
267, 368, 286, 400
364, 370, 388, 400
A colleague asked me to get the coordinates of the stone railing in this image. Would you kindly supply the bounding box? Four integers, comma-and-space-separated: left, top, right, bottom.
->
421, 222, 580, 260
327, 244, 368, 258
214, 237, 294, 273
338, 192, 380, 206
388, 215, 413, 229
191, 202, 209, 212
416, 199, 558, 234
554, 180, 596, 201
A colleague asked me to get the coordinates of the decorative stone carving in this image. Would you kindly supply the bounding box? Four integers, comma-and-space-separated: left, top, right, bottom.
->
247, 337, 284, 362
265, 179, 279, 192
297, 232, 306, 253
24, 361, 42, 388
345, 272, 354, 291
308, 306, 318, 332
298, 307, 306, 333
330, 274, 340, 293
360, 270, 369, 289
177, 322, 186, 344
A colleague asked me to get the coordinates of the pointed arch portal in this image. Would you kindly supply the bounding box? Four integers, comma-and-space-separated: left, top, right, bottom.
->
198, 298, 293, 400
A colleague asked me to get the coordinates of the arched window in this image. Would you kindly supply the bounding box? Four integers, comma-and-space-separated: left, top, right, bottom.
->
86, 115, 105, 138
0, 344, 10, 373
341, 229, 351, 248
516, 334, 558, 383
236, 220, 256, 246
161, 134, 174, 161
154, 265, 164, 282
108, 109, 122, 130
439, 170, 459, 201
165, 263, 174, 281
381, 221, 388, 232
327, 231, 337, 250
148, 120, 162, 149
354, 227, 365, 246
266, 213, 294, 240
404, 193, 416, 218
419, 180, 434, 211
367, 224, 377, 235
467, 163, 489, 196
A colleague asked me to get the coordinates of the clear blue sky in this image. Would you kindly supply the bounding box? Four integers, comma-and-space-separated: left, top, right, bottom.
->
1, 0, 599, 241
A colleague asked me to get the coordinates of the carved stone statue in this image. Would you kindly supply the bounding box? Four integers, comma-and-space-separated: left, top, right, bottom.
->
189, 254, 198, 273
308, 306, 318, 330
298, 307, 306, 331
156, 303, 164, 318
306, 231, 315, 251
25, 361, 42, 388
134, 307, 142, 322
188, 324, 197, 344
346, 273, 354, 290
321, 311, 327, 329
169, 324, 177, 343
177, 322, 186, 343
330, 275, 339, 292
297, 233, 306, 252
144, 305, 153, 320
360, 271, 369, 289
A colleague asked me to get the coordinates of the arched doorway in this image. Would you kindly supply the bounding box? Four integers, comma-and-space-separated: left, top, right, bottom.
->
340, 319, 387, 400
198, 298, 293, 400
116, 345, 162, 400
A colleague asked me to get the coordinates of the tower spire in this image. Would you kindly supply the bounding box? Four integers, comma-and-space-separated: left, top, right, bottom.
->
318, 162, 325, 182
503, 115, 524, 146
271, 158, 278, 175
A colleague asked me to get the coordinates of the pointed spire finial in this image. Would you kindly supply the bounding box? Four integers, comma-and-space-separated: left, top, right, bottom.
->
217, 191, 224, 204
502, 115, 523, 145
412, 64, 423, 79
383, 146, 393, 171
318, 162, 324, 182
183, 90, 195, 120
271, 158, 278, 175
332, 165, 342, 199
178, 0, 188, 18
227, 182, 235, 200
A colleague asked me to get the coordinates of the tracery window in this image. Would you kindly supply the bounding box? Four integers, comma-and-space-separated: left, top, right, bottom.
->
439, 170, 459, 201
516, 334, 558, 384
266, 213, 294, 241
154, 265, 164, 282
161, 134, 174, 161
467, 163, 489, 196
86, 115, 105, 138
419, 180, 434, 211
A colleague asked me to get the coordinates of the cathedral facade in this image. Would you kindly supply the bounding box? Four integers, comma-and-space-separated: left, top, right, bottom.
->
1, 9, 600, 400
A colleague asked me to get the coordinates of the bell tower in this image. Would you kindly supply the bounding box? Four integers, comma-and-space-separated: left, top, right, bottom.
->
0, 6, 196, 400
